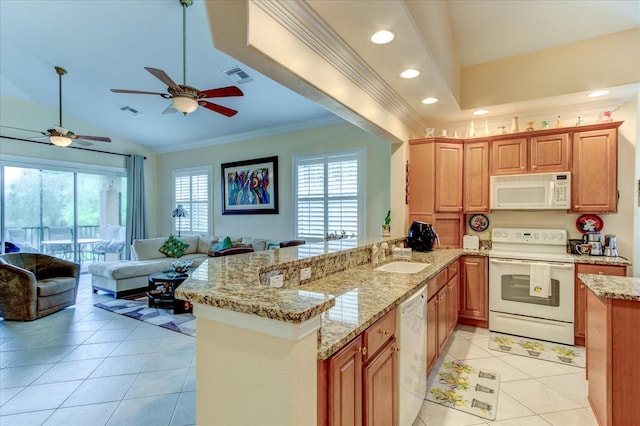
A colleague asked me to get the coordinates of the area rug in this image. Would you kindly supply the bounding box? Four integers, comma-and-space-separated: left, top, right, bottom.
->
489, 333, 584, 368
94, 299, 196, 337
426, 360, 499, 421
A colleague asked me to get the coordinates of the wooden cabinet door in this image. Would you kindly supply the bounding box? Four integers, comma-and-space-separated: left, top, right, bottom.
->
426, 295, 438, 375
574, 264, 626, 345
459, 256, 488, 327
491, 138, 527, 175
408, 141, 434, 216
364, 339, 397, 426
464, 141, 490, 212
436, 285, 449, 354
432, 214, 464, 248
530, 133, 570, 172
572, 128, 618, 213
328, 335, 363, 426
434, 143, 464, 212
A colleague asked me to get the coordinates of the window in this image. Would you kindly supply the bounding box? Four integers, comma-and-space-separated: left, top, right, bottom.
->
173, 167, 211, 235
294, 148, 364, 241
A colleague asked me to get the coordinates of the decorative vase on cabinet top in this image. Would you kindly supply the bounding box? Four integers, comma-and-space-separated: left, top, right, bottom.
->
510, 117, 519, 133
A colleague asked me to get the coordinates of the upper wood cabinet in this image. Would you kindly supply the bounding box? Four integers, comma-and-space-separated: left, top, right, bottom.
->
409, 139, 464, 214
491, 137, 527, 175
464, 141, 490, 212
491, 133, 570, 175
572, 126, 619, 213
530, 133, 570, 172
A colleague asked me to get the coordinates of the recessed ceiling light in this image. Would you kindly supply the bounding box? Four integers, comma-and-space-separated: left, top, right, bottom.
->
400, 69, 420, 79
370, 30, 395, 44
421, 97, 439, 104
588, 90, 609, 98
473, 109, 488, 115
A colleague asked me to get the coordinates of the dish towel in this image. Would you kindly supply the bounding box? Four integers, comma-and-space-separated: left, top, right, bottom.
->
529, 264, 551, 298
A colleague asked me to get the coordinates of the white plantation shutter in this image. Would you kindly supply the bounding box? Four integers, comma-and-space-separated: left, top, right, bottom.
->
173, 167, 211, 235
294, 149, 364, 240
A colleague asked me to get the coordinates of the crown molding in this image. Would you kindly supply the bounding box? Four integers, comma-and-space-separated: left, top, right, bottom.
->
155, 115, 345, 154
252, 0, 424, 133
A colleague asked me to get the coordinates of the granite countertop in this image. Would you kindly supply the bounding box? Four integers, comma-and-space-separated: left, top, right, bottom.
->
302, 249, 467, 359
578, 273, 640, 301
570, 254, 631, 266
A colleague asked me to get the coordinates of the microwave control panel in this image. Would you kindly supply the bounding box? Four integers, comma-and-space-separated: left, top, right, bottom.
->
553, 174, 570, 208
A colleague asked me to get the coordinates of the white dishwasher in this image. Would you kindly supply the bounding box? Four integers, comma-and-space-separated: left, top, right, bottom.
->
396, 285, 428, 425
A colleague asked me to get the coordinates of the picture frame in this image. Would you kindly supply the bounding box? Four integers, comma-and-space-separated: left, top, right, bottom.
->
221, 156, 278, 215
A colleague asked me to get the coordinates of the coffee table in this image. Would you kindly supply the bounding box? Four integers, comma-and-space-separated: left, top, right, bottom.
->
148, 270, 193, 314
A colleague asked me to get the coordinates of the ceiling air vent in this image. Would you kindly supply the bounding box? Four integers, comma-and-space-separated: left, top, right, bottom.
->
119, 106, 143, 117
223, 67, 253, 84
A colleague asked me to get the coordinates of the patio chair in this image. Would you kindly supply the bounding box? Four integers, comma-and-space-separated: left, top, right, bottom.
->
0, 253, 80, 320
89, 225, 126, 261
43, 227, 73, 259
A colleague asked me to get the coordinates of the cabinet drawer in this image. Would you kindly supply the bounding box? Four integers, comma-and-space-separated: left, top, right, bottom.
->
576, 263, 626, 277
447, 260, 459, 278
364, 309, 396, 361
427, 270, 448, 300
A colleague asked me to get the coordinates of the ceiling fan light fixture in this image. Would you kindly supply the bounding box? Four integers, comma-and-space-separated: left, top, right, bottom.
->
172, 96, 198, 114
50, 135, 72, 147
370, 30, 395, 44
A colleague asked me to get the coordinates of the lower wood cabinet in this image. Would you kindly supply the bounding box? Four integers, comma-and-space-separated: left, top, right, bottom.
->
458, 256, 488, 328
574, 263, 626, 346
586, 289, 639, 426
321, 309, 397, 426
426, 295, 438, 374
446, 261, 460, 335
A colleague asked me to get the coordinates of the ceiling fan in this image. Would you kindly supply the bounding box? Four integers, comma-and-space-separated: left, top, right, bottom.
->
111, 0, 243, 117
1, 66, 112, 147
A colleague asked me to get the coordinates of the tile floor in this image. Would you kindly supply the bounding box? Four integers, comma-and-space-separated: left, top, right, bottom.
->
1, 275, 597, 426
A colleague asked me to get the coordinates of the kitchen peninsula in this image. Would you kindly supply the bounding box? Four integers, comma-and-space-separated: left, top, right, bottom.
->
578, 273, 640, 426
176, 237, 468, 425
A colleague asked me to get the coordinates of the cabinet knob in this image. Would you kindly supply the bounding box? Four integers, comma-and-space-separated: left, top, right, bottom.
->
598, 272, 603, 275
580, 284, 585, 289
358, 347, 368, 356
575, 205, 579, 209
532, 165, 537, 169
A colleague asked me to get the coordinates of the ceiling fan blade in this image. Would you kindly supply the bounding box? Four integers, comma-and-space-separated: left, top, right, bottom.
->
162, 104, 178, 115
198, 86, 244, 99
73, 135, 112, 143
111, 89, 167, 96
73, 139, 93, 147
198, 101, 238, 117
144, 67, 182, 92
0, 125, 48, 136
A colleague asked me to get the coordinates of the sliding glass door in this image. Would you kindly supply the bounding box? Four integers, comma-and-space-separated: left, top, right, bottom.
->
1, 161, 126, 272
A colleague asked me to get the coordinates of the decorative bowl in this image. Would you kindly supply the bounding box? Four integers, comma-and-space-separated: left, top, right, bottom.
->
171, 260, 193, 273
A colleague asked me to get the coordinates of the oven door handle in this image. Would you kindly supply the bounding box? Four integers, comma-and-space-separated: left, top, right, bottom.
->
489, 258, 574, 269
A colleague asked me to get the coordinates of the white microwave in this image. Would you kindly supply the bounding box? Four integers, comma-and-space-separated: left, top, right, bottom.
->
490, 172, 571, 210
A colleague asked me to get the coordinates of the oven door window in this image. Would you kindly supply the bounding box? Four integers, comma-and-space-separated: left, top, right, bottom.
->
501, 274, 560, 307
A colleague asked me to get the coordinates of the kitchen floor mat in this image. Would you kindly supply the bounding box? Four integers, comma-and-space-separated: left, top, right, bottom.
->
489, 332, 585, 368
425, 360, 499, 421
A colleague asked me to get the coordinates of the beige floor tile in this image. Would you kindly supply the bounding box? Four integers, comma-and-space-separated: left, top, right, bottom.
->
417, 400, 488, 425
535, 374, 589, 407
486, 415, 551, 426
492, 390, 535, 421
539, 407, 598, 426
500, 379, 581, 414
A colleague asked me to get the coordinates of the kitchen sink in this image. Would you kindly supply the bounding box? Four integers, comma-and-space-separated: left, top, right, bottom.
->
374, 261, 429, 274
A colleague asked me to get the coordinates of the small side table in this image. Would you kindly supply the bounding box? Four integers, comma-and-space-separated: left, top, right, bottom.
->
148, 271, 193, 314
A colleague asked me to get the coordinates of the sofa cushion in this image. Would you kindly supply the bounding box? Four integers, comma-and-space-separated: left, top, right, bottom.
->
241, 237, 267, 252
37, 277, 76, 297
88, 253, 207, 280
181, 236, 200, 255
131, 237, 169, 261
158, 235, 189, 258
198, 236, 218, 254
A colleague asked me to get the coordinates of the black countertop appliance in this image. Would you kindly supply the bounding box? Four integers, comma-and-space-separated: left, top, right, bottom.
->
407, 220, 439, 252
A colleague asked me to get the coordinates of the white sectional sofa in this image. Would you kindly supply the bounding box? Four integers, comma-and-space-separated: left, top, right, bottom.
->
88, 235, 270, 298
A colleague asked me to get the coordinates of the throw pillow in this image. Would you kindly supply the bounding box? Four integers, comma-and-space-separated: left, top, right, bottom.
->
158, 235, 190, 258
213, 236, 233, 251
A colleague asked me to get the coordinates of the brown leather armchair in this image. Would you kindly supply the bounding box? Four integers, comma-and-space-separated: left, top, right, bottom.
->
0, 253, 80, 320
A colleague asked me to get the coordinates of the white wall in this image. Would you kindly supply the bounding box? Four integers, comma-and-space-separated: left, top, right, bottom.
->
157, 123, 391, 241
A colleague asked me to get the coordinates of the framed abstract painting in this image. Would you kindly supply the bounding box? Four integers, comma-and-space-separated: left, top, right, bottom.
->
221, 156, 278, 215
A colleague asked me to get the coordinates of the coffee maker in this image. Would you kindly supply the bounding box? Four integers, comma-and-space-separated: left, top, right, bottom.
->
604, 234, 618, 257
582, 232, 602, 256
407, 221, 440, 252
